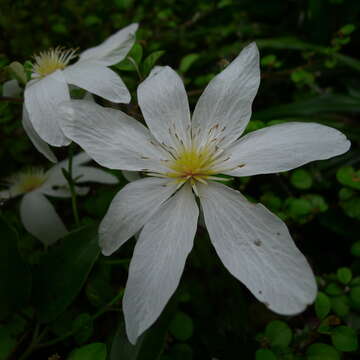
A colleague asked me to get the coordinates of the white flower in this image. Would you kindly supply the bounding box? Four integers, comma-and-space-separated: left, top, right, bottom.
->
60, 43, 350, 344
24, 23, 138, 147
0, 152, 118, 246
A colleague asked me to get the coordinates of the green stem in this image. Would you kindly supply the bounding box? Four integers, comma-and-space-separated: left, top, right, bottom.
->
68, 144, 80, 226
37, 289, 124, 349
18, 323, 40, 360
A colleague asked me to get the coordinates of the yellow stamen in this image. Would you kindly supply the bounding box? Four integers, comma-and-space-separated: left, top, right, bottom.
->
32, 46, 78, 77
8, 168, 47, 195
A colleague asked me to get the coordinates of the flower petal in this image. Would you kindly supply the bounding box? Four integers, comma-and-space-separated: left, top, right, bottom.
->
79, 23, 138, 66
20, 192, 68, 246
99, 177, 177, 256
122, 170, 141, 182
192, 43, 260, 148
224, 122, 351, 177
22, 107, 57, 163
138, 66, 191, 149
60, 100, 170, 173
73, 166, 118, 184
3, 79, 22, 97
24, 71, 71, 147
123, 184, 198, 344
63, 61, 130, 103
198, 182, 317, 315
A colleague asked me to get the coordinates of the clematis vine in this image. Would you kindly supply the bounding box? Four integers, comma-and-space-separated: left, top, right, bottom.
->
0, 152, 118, 246
24, 23, 138, 148
61, 43, 350, 344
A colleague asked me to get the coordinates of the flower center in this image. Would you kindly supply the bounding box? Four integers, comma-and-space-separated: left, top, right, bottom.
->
32, 46, 78, 77
9, 169, 48, 195
166, 146, 218, 185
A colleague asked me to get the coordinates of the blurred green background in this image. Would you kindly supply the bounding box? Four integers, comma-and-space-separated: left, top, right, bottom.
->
1, 0, 360, 359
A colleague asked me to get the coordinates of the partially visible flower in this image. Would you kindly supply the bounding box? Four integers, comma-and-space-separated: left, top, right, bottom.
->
61, 43, 350, 344
0, 152, 118, 245
24, 23, 138, 147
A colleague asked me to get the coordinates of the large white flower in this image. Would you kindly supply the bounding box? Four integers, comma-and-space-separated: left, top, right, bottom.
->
61, 43, 350, 344
24, 23, 138, 147
0, 152, 118, 246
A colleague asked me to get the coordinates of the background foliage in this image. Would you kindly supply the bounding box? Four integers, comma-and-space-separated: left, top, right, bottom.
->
0, 0, 360, 359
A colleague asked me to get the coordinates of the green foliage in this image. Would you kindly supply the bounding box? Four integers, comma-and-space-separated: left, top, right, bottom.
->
169, 311, 194, 341
331, 325, 358, 352
315, 292, 331, 319
67, 342, 107, 360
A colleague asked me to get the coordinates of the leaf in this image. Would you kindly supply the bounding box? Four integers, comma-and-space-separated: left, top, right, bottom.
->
72, 313, 93, 344
67, 342, 107, 360
265, 320, 292, 348
331, 296, 349, 317
179, 54, 200, 73
255, 94, 360, 121
169, 311, 194, 341
350, 286, 360, 310
315, 292, 331, 320
32, 225, 100, 323
142, 51, 165, 77
256, 37, 360, 72
306, 343, 340, 360
0, 217, 31, 319
290, 169, 313, 189
351, 241, 360, 257
255, 349, 277, 360
116, 43, 143, 71
325, 283, 343, 296
0, 326, 16, 360
337, 267, 352, 284
337, 166, 360, 190
331, 325, 358, 352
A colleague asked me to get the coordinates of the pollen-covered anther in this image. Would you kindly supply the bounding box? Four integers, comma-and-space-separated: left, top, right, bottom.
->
32, 46, 78, 77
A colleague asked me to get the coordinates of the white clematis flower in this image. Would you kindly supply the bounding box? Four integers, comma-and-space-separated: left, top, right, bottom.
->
61, 43, 350, 344
0, 152, 118, 246
24, 23, 138, 147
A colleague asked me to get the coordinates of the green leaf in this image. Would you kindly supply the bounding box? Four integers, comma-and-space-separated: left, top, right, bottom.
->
350, 286, 360, 310
290, 169, 313, 189
0, 217, 31, 319
0, 326, 16, 360
32, 225, 100, 323
265, 320, 292, 348
67, 342, 107, 360
351, 241, 360, 257
331, 296, 349, 317
337, 166, 360, 190
337, 267, 352, 284
331, 325, 358, 352
142, 51, 165, 77
315, 292, 331, 319
179, 54, 200, 73
116, 43, 143, 71
255, 349, 277, 360
306, 343, 340, 360
169, 311, 194, 341
325, 282, 343, 296
72, 313, 93, 344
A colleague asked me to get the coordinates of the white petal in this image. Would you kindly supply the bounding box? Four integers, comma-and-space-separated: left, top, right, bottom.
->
24, 71, 71, 147
122, 170, 141, 182
20, 192, 68, 246
22, 107, 57, 163
3, 79, 22, 97
63, 61, 130, 103
138, 66, 191, 149
224, 122, 351, 177
198, 182, 317, 315
192, 43, 260, 148
0, 190, 11, 200
73, 166, 118, 184
123, 184, 198, 344
79, 23, 138, 66
60, 100, 171, 173
99, 177, 177, 256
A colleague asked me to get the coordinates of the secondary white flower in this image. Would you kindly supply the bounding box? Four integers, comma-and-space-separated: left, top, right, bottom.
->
61, 43, 350, 344
24, 23, 138, 147
0, 152, 118, 245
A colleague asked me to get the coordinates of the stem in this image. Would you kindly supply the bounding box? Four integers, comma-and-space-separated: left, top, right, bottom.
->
37, 289, 124, 348
18, 323, 40, 360
67, 144, 80, 226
